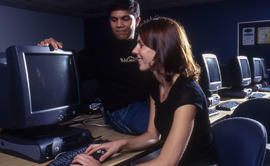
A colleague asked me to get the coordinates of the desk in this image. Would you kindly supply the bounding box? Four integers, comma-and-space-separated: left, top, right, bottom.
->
1, 92, 270, 166
209, 91, 270, 124
209, 92, 270, 152
0, 115, 161, 166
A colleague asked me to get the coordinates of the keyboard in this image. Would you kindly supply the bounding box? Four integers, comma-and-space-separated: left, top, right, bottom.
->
219, 88, 252, 98
258, 87, 270, 92
47, 139, 109, 166
215, 101, 240, 111
208, 109, 219, 116
248, 93, 266, 100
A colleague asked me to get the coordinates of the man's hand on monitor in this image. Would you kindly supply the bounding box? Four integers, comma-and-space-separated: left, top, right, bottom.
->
37, 37, 63, 50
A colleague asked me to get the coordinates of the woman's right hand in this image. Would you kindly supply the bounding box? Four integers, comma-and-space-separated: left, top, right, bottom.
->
85, 140, 125, 162
37, 37, 63, 50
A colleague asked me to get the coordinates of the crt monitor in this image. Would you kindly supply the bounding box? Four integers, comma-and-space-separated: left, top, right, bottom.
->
260, 58, 269, 81
239, 56, 252, 87
0, 52, 7, 65
249, 57, 263, 84
223, 56, 252, 89
198, 53, 222, 96
0, 45, 80, 130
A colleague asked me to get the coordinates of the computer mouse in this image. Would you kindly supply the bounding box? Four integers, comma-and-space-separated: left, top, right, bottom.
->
92, 149, 106, 161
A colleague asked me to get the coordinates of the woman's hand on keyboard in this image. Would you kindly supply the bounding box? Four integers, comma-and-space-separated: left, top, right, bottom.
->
85, 140, 123, 162
71, 153, 100, 166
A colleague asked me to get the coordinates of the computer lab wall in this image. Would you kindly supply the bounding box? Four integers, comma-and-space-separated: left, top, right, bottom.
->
150, 1, 270, 67
84, 1, 270, 67
0, 5, 84, 52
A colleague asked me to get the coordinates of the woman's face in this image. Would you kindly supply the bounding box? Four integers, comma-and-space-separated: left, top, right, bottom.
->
132, 35, 156, 71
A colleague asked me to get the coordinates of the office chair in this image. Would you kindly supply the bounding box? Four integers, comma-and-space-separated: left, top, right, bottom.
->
231, 98, 270, 165
212, 117, 267, 166
231, 98, 270, 142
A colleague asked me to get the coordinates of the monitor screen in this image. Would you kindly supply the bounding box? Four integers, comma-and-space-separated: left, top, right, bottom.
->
253, 59, 262, 76
238, 56, 251, 87
0, 46, 80, 129
250, 57, 263, 83
26, 54, 78, 112
206, 57, 221, 82
199, 53, 222, 96
260, 58, 268, 80
0, 52, 7, 65
240, 59, 251, 79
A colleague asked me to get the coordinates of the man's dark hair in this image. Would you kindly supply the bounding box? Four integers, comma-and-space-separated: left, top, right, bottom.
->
108, 0, 140, 18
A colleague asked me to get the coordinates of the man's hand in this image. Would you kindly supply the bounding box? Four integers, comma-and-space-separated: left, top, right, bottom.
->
37, 37, 63, 50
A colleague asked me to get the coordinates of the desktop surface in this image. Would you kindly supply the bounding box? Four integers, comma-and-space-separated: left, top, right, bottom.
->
208, 91, 270, 123
0, 111, 223, 166
0, 115, 147, 166
2, 91, 270, 166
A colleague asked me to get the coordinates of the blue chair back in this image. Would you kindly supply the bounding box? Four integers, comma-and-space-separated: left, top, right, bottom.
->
231, 98, 270, 142
212, 117, 267, 166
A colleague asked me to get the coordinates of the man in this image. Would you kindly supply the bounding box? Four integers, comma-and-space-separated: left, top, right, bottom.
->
38, 0, 150, 136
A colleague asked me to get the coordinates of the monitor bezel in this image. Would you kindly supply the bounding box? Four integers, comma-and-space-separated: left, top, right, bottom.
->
252, 57, 263, 83
202, 53, 222, 92
237, 56, 251, 87
260, 58, 268, 80
4, 45, 80, 129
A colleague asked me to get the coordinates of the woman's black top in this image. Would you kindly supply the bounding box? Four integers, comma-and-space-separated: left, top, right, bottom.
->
151, 77, 216, 165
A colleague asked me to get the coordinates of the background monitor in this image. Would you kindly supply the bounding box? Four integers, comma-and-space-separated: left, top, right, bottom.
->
0, 45, 80, 129
198, 53, 222, 96
239, 56, 252, 87
222, 56, 251, 89
260, 58, 269, 81
0, 52, 7, 65
249, 57, 262, 84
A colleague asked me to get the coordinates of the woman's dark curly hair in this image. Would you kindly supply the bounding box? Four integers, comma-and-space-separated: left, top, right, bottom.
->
137, 17, 201, 82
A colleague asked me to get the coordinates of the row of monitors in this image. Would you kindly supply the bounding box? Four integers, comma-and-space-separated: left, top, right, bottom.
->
0, 45, 268, 130
198, 53, 268, 96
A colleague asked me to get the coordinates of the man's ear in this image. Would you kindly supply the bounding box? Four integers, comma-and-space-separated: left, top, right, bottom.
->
135, 17, 141, 27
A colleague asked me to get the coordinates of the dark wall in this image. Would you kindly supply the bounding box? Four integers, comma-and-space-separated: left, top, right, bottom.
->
0, 5, 84, 52
143, 1, 270, 66
238, 21, 270, 67
85, 17, 110, 47
85, 1, 270, 67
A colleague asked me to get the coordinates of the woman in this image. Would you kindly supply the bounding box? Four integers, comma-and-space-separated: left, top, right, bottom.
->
71, 17, 216, 166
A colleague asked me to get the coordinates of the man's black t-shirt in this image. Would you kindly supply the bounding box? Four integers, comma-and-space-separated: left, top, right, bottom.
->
151, 77, 216, 165
78, 38, 151, 111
